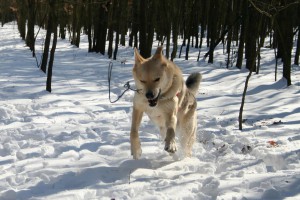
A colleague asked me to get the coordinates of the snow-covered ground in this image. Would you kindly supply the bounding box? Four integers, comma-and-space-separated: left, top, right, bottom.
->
0, 22, 300, 200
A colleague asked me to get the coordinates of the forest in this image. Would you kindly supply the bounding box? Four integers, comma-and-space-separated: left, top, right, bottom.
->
0, 0, 300, 87
1, 1, 300, 198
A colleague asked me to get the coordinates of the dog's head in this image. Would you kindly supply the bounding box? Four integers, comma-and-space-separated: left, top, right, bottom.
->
133, 46, 169, 107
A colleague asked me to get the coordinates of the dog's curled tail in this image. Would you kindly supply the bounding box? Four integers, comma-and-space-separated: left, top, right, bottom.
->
186, 73, 202, 95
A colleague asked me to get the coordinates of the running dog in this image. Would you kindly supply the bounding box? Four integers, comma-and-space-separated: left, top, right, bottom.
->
130, 46, 202, 159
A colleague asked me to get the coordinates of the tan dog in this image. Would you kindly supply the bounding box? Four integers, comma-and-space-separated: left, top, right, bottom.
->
130, 46, 202, 159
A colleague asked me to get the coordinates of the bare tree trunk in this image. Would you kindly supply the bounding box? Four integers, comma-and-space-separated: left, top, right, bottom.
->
129, 0, 139, 48
238, 66, 254, 130
276, 4, 295, 86
120, 0, 128, 46
295, 28, 300, 65
46, 28, 57, 93
87, 0, 92, 52
107, 0, 115, 59
26, 0, 35, 56
40, 7, 52, 73
16, 0, 26, 40
113, 0, 121, 60
294, 5, 300, 65
139, 0, 155, 58
236, 2, 246, 69
207, 1, 218, 63
46, 0, 57, 93
170, 0, 183, 61
245, 7, 259, 72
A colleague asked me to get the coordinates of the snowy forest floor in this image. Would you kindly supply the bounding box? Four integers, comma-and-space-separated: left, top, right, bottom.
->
0, 22, 300, 200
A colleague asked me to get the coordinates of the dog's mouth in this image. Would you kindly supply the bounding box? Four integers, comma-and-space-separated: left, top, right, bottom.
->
148, 89, 161, 107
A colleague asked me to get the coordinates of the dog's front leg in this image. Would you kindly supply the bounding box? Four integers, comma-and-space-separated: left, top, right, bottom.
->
164, 114, 177, 153
130, 107, 143, 159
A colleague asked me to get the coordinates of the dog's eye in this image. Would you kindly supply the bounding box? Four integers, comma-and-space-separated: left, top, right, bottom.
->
140, 80, 146, 84
154, 78, 160, 82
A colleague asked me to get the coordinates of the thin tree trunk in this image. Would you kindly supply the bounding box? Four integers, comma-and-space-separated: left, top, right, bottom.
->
245, 7, 259, 72
236, 0, 247, 69
87, 0, 92, 52
113, 0, 121, 60
16, 0, 26, 40
46, 0, 57, 93
171, 0, 182, 61
139, 0, 147, 57
207, 1, 217, 63
120, 0, 127, 46
238, 66, 254, 130
129, 0, 138, 48
40, 8, 53, 73
26, 0, 35, 56
46, 29, 57, 93
276, 5, 294, 86
274, 47, 278, 81
294, 26, 300, 65
107, 0, 115, 59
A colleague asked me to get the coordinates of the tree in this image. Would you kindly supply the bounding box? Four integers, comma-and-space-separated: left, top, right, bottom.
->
46, 0, 58, 93
129, 0, 139, 48
15, 0, 26, 40
139, 0, 155, 58
25, 0, 36, 56
40, 3, 52, 73
275, 2, 295, 86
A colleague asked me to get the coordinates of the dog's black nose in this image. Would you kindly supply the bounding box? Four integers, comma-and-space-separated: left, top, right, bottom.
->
145, 91, 154, 99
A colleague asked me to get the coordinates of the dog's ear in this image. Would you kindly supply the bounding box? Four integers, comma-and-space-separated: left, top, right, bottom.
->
134, 48, 145, 64
153, 46, 163, 59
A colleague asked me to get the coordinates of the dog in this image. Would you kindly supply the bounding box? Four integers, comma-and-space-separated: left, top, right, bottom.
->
130, 46, 202, 159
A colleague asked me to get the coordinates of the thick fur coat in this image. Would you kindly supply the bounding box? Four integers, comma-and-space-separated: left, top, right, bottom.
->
130, 46, 202, 159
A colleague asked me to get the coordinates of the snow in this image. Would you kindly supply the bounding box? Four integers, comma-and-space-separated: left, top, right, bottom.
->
1, 22, 300, 200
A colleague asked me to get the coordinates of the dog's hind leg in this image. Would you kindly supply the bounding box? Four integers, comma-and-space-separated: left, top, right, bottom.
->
179, 124, 196, 157
159, 127, 167, 142
179, 100, 197, 157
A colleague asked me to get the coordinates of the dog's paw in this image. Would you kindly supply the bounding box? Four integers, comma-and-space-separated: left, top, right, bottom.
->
131, 140, 142, 159
164, 139, 177, 154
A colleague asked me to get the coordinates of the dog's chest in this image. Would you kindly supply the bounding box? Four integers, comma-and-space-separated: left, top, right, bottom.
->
145, 107, 165, 126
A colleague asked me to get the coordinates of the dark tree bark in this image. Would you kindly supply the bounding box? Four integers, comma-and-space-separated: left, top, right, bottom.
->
139, 0, 147, 56
171, 0, 183, 61
139, 0, 155, 58
295, 27, 300, 65
276, 3, 295, 86
87, 0, 92, 52
294, 5, 300, 65
129, 0, 139, 48
25, 0, 35, 56
236, 1, 247, 69
58, 5, 67, 40
113, 0, 121, 60
40, 7, 53, 73
107, 0, 116, 59
120, 0, 128, 46
46, 0, 57, 93
16, 0, 26, 40
97, 3, 110, 55
239, 64, 255, 130
207, 1, 218, 63
46, 27, 57, 93
184, 0, 195, 61
245, 6, 259, 72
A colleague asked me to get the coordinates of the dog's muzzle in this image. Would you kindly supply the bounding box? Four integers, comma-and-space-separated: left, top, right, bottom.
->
146, 89, 161, 107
